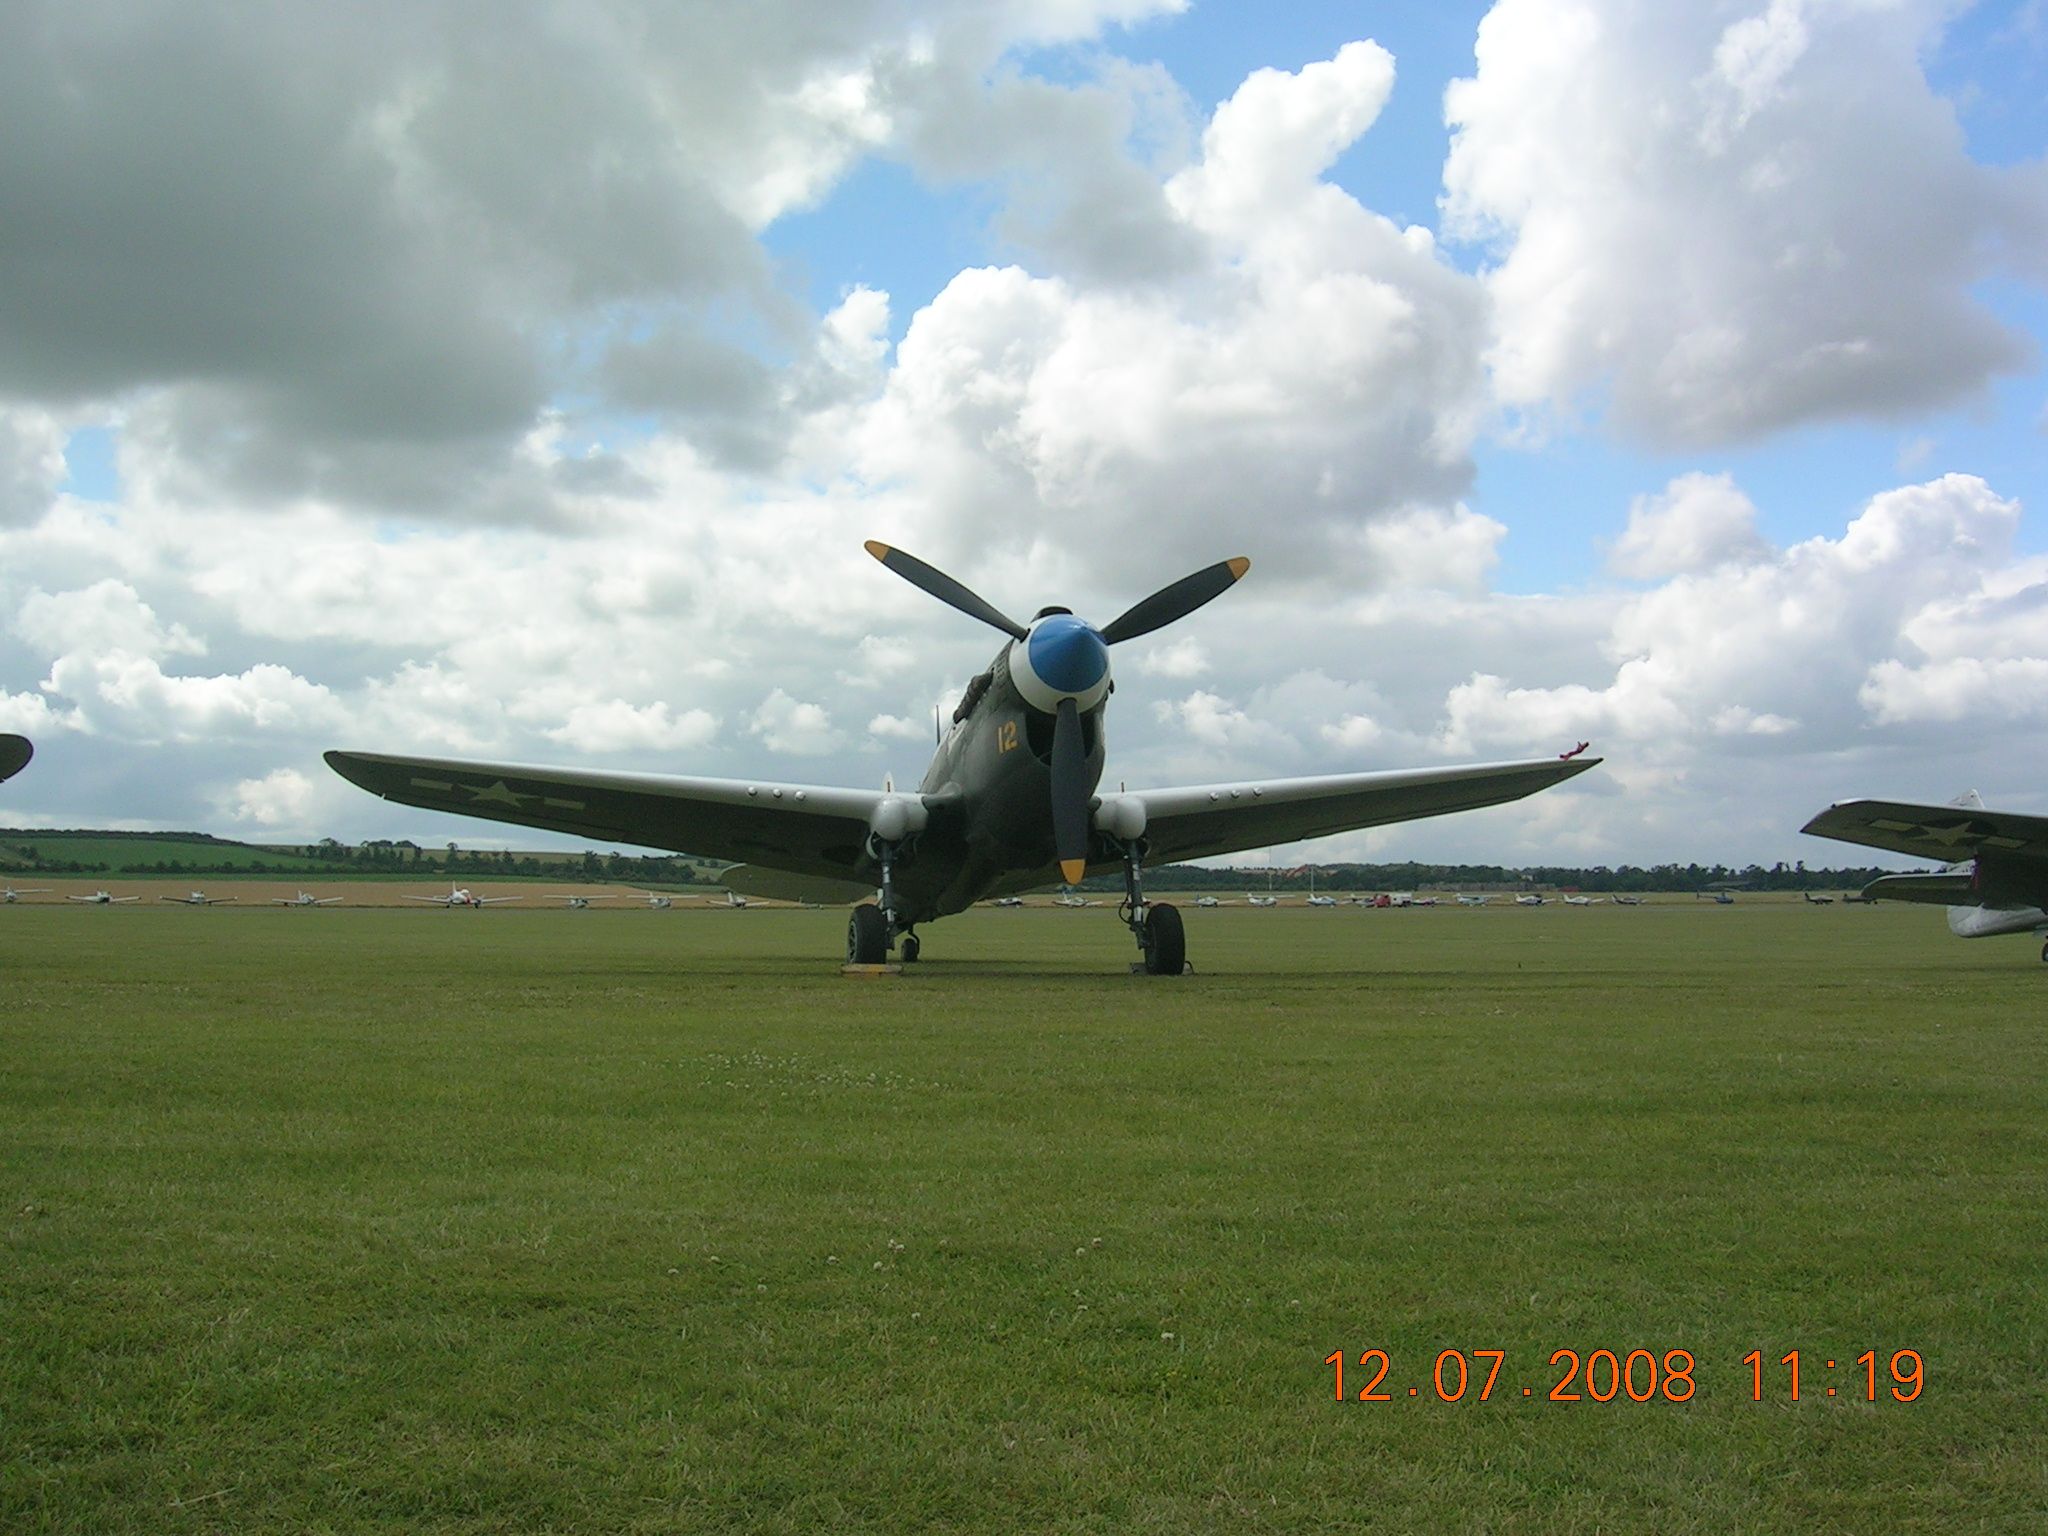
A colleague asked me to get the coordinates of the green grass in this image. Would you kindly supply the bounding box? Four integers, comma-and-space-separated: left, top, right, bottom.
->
2, 904, 2042, 1533
0, 835, 331, 873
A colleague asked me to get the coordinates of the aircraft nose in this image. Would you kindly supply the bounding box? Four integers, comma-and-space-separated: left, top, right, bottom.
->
1027, 614, 1109, 697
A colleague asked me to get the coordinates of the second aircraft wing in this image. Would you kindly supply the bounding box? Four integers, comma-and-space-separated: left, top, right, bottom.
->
1801, 799, 2048, 863
1110, 756, 1601, 867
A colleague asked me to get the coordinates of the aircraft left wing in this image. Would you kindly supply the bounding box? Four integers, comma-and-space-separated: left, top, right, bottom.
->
1860, 872, 1976, 906
1800, 799, 2048, 862
325, 751, 891, 882
1107, 756, 1600, 867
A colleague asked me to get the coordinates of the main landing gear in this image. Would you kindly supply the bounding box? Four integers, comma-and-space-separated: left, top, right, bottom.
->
847, 835, 919, 965
1116, 837, 1186, 976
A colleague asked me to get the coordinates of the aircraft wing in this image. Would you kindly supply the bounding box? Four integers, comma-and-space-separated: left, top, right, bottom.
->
1117, 756, 1601, 867
722, 865, 877, 905
0, 734, 30, 783
1861, 872, 1976, 906
1802, 799, 2048, 862
325, 751, 891, 882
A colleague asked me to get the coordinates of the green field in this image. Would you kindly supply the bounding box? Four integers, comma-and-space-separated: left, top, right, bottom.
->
3, 904, 2042, 1532
0, 835, 331, 874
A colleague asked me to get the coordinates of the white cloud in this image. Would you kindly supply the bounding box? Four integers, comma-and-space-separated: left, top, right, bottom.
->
867, 712, 934, 742
1608, 472, 1771, 579
1443, 0, 2045, 446
545, 700, 718, 753
225, 767, 317, 829
1132, 636, 1208, 678
749, 688, 841, 756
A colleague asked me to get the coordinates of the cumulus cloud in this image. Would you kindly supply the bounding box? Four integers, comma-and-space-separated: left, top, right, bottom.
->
1443, 0, 2046, 446
749, 688, 842, 755
0, 0, 1185, 509
851, 43, 1492, 585
225, 767, 318, 829
1608, 472, 1772, 579
1438, 474, 2028, 759
545, 700, 718, 753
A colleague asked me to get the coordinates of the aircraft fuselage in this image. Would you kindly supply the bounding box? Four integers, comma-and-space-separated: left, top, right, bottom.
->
887, 642, 1108, 925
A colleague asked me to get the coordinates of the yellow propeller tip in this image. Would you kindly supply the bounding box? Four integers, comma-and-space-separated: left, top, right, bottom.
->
1226, 556, 1251, 580
863, 539, 892, 561
1060, 859, 1087, 885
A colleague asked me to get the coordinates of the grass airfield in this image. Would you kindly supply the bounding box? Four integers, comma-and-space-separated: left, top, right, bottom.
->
3, 901, 2042, 1533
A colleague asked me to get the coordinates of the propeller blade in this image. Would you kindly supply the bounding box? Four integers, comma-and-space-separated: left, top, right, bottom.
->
864, 540, 1028, 640
1051, 696, 1091, 885
1099, 557, 1251, 645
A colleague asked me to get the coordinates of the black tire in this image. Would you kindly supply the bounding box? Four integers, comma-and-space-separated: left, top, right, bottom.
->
1142, 902, 1185, 975
847, 904, 889, 965
2040, 937, 2047, 964
901, 933, 921, 964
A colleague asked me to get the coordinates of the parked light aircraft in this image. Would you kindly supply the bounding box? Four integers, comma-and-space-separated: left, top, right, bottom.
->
990, 896, 1025, 907
1802, 892, 1834, 906
632, 890, 676, 909
272, 890, 342, 907
0, 734, 30, 783
161, 890, 236, 906
1562, 894, 1602, 906
1194, 895, 1229, 907
545, 893, 615, 909
1246, 894, 1279, 909
1514, 894, 1545, 907
69, 890, 138, 904
1611, 895, 1645, 906
406, 884, 521, 908
4, 885, 52, 903
327, 543, 1598, 971
1455, 894, 1490, 907
696, 890, 748, 909
1802, 791, 2048, 961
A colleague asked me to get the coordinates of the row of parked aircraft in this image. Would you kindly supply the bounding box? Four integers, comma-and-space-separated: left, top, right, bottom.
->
9, 525, 2048, 973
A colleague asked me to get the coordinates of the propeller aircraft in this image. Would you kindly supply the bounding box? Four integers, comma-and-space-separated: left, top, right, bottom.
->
327, 542, 1599, 973
545, 893, 616, 909
69, 890, 139, 905
4, 885, 52, 903
272, 890, 343, 907
1803, 791, 2048, 961
405, 884, 521, 908
162, 890, 236, 906
0, 734, 30, 784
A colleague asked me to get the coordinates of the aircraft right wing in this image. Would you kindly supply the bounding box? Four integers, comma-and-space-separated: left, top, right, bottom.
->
1108, 756, 1601, 867
1802, 799, 2048, 862
326, 751, 896, 883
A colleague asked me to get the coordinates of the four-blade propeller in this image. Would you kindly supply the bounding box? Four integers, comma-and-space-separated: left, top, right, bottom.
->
864, 541, 1250, 883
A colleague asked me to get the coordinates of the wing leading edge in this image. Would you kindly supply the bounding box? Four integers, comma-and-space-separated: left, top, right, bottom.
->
1108, 756, 1602, 867
324, 751, 891, 881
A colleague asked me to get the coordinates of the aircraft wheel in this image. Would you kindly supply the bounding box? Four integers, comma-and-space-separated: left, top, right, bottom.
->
1141, 902, 1185, 976
847, 904, 889, 965
2040, 937, 2047, 964
901, 933, 921, 964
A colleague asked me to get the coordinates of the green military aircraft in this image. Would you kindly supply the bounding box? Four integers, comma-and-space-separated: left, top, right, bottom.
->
0, 734, 30, 784
327, 544, 1599, 973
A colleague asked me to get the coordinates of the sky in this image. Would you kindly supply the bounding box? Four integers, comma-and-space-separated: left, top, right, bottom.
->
2, 0, 2045, 870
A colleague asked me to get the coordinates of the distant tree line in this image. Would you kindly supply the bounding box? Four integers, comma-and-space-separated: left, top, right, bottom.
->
1104, 859, 1912, 895
0, 829, 710, 883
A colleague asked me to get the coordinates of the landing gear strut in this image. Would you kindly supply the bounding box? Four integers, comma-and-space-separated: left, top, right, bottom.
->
848, 836, 914, 965
1116, 837, 1186, 975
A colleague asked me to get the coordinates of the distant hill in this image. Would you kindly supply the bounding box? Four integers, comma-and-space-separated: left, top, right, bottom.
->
0, 830, 331, 874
